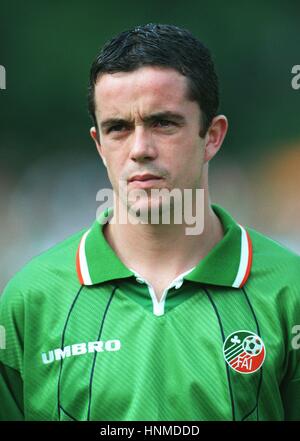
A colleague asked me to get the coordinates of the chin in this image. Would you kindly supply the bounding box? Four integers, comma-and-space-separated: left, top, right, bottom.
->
127, 196, 176, 226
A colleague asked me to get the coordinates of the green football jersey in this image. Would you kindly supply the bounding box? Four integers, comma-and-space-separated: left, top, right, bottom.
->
1, 204, 300, 421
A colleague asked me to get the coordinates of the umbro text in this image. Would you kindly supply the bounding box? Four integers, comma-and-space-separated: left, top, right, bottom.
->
41, 339, 121, 364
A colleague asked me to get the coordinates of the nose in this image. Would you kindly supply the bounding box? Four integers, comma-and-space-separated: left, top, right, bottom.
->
129, 126, 157, 162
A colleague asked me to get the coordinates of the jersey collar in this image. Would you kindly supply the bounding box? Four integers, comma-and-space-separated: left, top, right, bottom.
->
76, 204, 252, 288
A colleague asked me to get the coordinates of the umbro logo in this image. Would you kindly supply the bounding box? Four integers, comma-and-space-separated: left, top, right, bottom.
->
41, 339, 121, 364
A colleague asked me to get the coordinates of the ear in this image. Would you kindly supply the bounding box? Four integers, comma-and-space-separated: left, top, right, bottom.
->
203, 115, 228, 163
90, 127, 107, 167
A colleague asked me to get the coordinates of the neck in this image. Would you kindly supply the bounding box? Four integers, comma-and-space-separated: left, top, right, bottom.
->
103, 189, 224, 279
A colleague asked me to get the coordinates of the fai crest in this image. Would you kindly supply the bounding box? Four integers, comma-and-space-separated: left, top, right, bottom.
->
223, 330, 266, 374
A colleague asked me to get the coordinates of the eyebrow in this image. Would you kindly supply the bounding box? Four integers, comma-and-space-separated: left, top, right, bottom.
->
100, 111, 186, 131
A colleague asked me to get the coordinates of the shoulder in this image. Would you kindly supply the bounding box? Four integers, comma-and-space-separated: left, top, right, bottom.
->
249, 226, 300, 270
0, 227, 87, 304
0, 228, 89, 372
246, 226, 300, 299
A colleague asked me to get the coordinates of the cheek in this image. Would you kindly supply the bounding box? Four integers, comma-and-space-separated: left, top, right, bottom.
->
176, 145, 205, 185
107, 164, 120, 184
175, 138, 204, 168
105, 156, 127, 187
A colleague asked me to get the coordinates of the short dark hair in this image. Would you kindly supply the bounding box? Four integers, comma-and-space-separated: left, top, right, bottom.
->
88, 23, 219, 139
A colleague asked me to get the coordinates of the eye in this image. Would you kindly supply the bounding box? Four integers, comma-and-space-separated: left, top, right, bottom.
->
107, 124, 128, 133
154, 119, 175, 128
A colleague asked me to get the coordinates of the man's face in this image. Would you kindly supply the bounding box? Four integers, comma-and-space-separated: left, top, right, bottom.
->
92, 66, 207, 217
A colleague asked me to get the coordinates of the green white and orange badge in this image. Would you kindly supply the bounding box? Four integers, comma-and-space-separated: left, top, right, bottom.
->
223, 330, 266, 374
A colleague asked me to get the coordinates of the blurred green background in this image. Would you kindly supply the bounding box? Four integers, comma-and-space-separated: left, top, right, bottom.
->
1, 0, 300, 290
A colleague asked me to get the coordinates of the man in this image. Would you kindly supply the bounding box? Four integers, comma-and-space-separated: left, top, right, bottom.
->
0, 23, 300, 421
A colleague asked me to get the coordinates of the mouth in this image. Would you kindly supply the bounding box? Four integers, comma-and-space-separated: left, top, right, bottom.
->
128, 174, 164, 189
